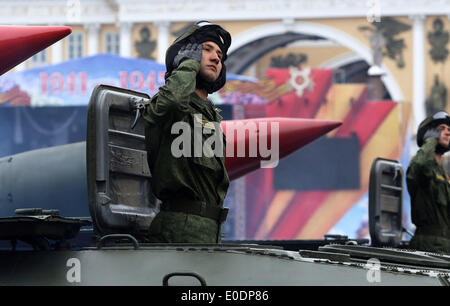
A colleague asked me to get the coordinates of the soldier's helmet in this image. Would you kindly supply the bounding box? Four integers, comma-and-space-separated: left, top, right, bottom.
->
164, 21, 232, 93
417, 111, 450, 147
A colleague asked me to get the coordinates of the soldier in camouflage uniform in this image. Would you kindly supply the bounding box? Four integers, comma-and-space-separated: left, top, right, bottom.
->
406, 111, 450, 253
136, 21, 231, 243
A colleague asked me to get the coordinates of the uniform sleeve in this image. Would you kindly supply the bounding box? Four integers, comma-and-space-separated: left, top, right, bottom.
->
142, 59, 201, 124
407, 138, 438, 182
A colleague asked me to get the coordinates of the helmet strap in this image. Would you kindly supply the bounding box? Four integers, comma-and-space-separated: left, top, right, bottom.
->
435, 143, 450, 155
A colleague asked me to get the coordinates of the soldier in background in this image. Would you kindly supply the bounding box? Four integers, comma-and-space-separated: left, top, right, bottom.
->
133, 21, 231, 243
406, 111, 450, 253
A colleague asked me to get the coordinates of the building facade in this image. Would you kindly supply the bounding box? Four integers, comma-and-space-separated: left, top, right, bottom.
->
3, 0, 450, 131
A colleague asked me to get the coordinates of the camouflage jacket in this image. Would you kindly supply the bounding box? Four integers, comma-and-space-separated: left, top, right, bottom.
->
141, 59, 229, 212
406, 138, 450, 238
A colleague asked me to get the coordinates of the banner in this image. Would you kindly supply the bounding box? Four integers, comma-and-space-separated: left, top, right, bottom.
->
0, 54, 253, 107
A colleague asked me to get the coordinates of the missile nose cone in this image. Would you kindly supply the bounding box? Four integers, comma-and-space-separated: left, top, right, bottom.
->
221, 118, 342, 180
0, 26, 72, 75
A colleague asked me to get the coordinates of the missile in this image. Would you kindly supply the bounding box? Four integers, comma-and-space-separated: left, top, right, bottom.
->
0, 117, 341, 215
222, 118, 342, 180
0, 25, 72, 75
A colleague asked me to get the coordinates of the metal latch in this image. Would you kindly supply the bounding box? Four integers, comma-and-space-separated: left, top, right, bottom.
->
129, 97, 147, 130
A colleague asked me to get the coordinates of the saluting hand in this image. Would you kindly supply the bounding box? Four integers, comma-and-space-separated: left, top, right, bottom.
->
423, 127, 441, 142
172, 43, 203, 68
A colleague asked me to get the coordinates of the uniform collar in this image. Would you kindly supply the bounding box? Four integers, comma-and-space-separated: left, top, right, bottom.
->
189, 93, 223, 122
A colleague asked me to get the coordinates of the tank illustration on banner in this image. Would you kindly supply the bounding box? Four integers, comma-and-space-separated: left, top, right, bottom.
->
0, 25, 449, 286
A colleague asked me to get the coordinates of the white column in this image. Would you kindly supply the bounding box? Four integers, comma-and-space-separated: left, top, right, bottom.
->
411, 14, 426, 130
233, 104, 247, 239
49, 23, 64, 64
156, 21, 170, 64
119, 22, 133, 58
51, 40, 63, 64
86, 23, 100, 56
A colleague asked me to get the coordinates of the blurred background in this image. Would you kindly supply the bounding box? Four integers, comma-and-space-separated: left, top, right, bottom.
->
2, 0, 449, 241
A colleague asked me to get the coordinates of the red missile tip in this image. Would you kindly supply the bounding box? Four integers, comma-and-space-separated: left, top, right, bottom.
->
221, 117, 342, 180
0, 26, 72, 75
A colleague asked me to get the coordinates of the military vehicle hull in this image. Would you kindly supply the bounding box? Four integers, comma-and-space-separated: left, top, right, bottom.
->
0, 244, 446, 286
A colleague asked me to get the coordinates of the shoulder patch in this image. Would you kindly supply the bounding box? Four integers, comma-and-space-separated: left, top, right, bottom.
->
435, 173, 446, 181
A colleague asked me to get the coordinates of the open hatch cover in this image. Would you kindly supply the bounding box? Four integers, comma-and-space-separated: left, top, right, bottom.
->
369, 157, 403, 247
87, 85, 160, 237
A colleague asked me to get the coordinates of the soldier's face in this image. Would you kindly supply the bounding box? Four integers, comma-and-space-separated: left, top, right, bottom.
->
437, 124, 450, 147
199, 41, 223, 82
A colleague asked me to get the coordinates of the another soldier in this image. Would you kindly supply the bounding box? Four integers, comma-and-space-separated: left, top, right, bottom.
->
406, 111, 450, 253
135, 21, 231, 243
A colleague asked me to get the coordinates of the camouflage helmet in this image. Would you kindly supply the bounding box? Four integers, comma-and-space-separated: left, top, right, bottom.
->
417, 111, 450, 147
164, 21, 231, 93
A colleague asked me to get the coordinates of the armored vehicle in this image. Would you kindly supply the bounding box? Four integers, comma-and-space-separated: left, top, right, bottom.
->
0, 84, 449, 286
0, 25, 449, 287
